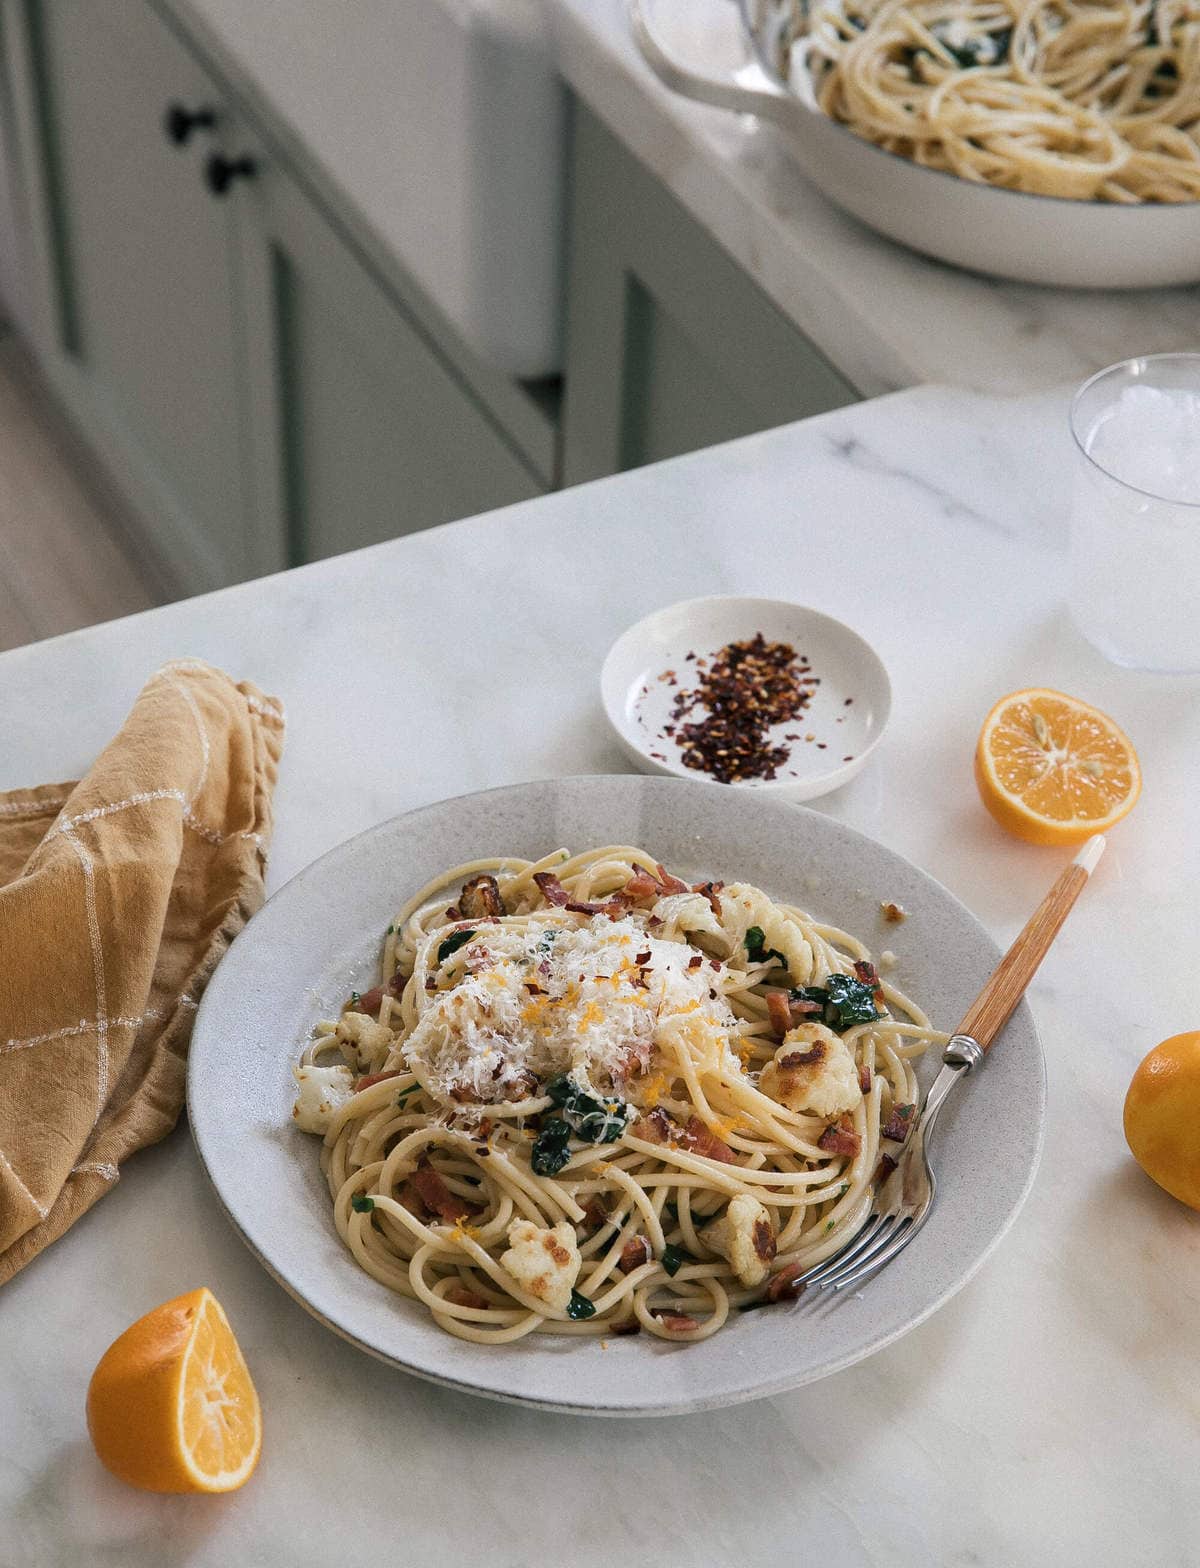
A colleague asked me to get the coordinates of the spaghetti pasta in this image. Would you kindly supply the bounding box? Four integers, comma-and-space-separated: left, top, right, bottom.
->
781, 0, 1200, 200
292, 847, 946, 1343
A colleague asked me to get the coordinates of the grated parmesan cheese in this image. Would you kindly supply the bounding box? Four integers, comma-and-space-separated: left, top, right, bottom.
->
402, 915, 737, 1107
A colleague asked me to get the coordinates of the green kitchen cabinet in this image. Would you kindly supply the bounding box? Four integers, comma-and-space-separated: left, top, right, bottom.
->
561, 105, 857, 486
3, 0, 545, 592
5, 0, 266, 588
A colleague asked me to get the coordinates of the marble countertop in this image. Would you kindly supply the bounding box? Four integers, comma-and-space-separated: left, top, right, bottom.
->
3, 384, 1198, 1565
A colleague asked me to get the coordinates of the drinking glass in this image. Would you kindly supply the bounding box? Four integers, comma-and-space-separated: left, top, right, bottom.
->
1069, 354, 1200, 674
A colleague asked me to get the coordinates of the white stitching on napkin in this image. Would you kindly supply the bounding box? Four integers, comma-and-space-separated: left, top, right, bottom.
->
49, 789, 228, 847
0, 794, 69, 816
168, 676, 211, 808
62, 828, 108, 1122
2, 1008, 166, 1055
0, 1144, 48, 1218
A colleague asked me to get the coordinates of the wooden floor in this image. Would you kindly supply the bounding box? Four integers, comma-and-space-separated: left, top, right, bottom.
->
0, 325, 165, 653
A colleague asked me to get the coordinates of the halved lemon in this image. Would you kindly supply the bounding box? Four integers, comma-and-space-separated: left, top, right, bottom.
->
86, 1287, 262, 1493
974, 687, 1141, 846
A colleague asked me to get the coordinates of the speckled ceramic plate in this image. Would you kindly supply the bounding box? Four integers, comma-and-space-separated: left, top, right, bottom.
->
188, 776, 1044, 1416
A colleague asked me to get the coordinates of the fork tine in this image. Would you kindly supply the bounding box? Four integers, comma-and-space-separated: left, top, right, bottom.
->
814, 1215, 904, 1290
827, 1216, 916, 1291
794, 1213, 887, 1289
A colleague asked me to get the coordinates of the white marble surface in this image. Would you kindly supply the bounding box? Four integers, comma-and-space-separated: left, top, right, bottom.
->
3, 386, 1199, 1565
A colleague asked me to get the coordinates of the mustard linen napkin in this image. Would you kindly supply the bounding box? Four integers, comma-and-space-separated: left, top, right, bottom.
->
0, 660, 284, 1281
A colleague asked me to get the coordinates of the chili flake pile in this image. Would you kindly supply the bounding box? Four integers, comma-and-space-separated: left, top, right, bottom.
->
663, 633, 818, 783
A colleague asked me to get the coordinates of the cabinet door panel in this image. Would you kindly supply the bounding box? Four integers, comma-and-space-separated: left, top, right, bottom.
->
27, 0, 255, 586
562, 105, 857, 486
236, 153, 542, 565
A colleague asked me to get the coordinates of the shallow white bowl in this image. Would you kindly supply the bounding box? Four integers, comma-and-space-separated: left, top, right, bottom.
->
600, 596, 892, 802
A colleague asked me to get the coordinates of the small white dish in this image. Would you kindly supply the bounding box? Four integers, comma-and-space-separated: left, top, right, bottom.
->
601, 596, 892, 802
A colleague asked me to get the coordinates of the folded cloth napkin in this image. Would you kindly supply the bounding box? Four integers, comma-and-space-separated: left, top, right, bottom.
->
0, 660, 284, 1281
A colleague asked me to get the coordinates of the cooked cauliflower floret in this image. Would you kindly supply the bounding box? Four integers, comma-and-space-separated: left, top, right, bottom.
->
704, 1194, 777, 1287
499, 1219, 581, 1313
722, 884, 814, 979
650, 891, 724, 941
336, 1011, 394, 1070
758, 1022, 861, 1118
291, 1063, 356, 1133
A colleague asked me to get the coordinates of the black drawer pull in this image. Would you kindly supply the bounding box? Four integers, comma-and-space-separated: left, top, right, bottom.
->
205, 153, 256, 196
165, 103, 216, 145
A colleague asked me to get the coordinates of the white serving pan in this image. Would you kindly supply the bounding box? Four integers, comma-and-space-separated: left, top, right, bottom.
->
631, 0, 1200, 288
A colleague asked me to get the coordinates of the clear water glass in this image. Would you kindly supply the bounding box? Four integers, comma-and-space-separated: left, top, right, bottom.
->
1069, 353, 1200, 674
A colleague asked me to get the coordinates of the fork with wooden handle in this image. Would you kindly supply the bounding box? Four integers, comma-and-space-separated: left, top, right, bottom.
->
794, 835, 1106, 1295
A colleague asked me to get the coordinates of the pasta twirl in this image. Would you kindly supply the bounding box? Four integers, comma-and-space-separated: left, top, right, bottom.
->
292, 847, 946, 1343
782, 0, 1200, 201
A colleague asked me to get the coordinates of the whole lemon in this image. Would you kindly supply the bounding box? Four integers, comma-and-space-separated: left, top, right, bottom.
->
1123, 1032, 1200, 1211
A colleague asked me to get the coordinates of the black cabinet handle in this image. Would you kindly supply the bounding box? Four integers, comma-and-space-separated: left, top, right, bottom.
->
165, 103, 216, 145
205, 153, 256, 196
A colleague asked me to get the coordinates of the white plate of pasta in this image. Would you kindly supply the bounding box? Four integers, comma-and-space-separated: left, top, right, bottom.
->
188, 776, 1043, 1414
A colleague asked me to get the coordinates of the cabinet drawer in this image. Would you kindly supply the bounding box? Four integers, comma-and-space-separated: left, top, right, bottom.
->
232, 145, 544, 565
562, 104, 857, 486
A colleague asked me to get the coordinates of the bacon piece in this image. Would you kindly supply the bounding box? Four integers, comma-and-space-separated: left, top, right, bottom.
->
459, 873, 506, 919
533, 871, 572, 906
817, 1119, 861, 1158
654, 1312, 700, 1333
853, 958, 886, 1005
692, 880, 724, 918
765, 1263, 808, 1303
354, 1069, 403, 1092
679, 1115, 736, 1164
655, 863, 690, 896
687, 954, 704, 971
632, 1108, 673, 1145
357, 969, 408, 1015
579, 1195, 609, 1233
444, 1284, 489, 1310
859, 1063, 872, 1094
789, 994, 823, 1017
881, 1103, 916, 1143
872, 1152, 898, 1186
530, 870, 627, 918
398, 1180, 427, 1218
411, 1164, 476, 1223
623, 870, 662, 900
766, 989, 795, 1037
443, 904, 462, 922
753, 1217, 777, 1266
618, 1236, 652, 1274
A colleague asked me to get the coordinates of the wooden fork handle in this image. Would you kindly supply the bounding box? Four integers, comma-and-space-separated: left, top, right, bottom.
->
956, 836, 1104, 1052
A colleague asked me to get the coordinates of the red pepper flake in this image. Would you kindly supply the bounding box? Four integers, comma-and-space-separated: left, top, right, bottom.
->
873, 1152, 898, 1186
687, 954, 703, 970
657, 633, 818, 784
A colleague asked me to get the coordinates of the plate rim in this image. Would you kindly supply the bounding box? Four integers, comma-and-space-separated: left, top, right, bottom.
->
187, 773, 1044, 1416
